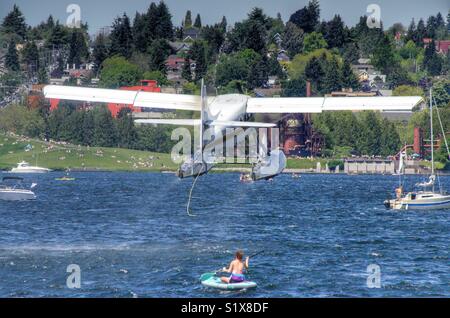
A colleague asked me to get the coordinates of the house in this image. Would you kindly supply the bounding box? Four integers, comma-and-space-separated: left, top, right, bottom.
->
169, 41, 191, 54
183, 28, 201, 42
165, 55, 193, 84
423, 38, 450, 55
351, 61, 387, 88
273, 33, 282, 47
277, 50, 290, 62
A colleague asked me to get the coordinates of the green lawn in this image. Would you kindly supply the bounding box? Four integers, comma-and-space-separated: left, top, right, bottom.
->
0, 134, 177, 171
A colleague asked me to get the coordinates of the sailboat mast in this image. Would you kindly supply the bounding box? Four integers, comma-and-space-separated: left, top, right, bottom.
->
430, 88, 434, 176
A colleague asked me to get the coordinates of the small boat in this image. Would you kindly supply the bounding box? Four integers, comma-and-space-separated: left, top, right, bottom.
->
384, 89, 450, 210
10, 161, 51, 173
0, 177, 36, 201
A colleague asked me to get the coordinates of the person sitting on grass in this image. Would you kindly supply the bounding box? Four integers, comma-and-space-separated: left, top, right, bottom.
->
220, 250, 249, 284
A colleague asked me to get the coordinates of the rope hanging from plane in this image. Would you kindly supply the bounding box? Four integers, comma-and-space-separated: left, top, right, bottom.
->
186, 168, 204, 217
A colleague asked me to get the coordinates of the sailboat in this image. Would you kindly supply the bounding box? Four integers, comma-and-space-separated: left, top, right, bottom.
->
384, 89, 450, 210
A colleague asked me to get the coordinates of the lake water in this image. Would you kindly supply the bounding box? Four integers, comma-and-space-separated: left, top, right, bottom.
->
0, 172, 448, 297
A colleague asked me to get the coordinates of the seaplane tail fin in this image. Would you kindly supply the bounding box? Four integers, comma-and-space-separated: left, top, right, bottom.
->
208, 120, 276, 128
135, 119, 201, 126
43, 85, 201, 111
246, 96, 423, 113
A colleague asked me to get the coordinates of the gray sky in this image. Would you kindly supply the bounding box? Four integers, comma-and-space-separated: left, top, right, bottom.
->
1, 0, 449, 34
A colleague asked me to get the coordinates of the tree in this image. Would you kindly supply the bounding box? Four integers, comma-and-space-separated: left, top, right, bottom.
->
37, 66, 49, 84
304, 56, 325, 91
201, 24, 225, 54
148, 39, 172, 74
99, 56, 142, 88
432, 80, 450, 107
181, 58, 192, 81
92, 33, 108, 74
371, 34, 396, 74
303, 32, 327, 54
322, 15, 347, 49
341, 60, 360, 90
423, 40, 442, 76
47, 22, 69, 48
226, 8, 269, 55
154, 1, 174, 40
188, 40, 209, 82
1, 4, 27, 40
220, 16, 227, 33
143, 70, 169, 86
5, 39, 20, 72
22, 41, 40, 74
67, 29, 89, 68
194, 14, 202, 28
322, 56, 342, 93
93, 106, 118, 147
117, 108, 138, 149
283, 22, 304, 58
416, 19, 427, 44
184, 10, 193, 28
109, 13, 133, 59
288, 0, 320, 33
133, 12, 149, 53
281, 77, 307, 97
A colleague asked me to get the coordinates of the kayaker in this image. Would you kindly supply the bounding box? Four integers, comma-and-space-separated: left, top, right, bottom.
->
220, 250, 249, 284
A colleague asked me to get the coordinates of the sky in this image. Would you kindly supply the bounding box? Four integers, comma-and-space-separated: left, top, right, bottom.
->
1, 0, 449, 35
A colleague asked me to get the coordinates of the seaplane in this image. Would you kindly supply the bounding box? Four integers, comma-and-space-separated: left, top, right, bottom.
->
44, 80, 422, 213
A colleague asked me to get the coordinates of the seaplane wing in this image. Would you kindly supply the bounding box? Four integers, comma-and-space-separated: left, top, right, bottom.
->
135, 119, 201, 126
208, 121, 276, 128
43, 85, 201, 111
246, 96, 423, 113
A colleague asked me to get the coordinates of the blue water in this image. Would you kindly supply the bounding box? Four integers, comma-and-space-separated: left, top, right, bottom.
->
0, 172, 448, 297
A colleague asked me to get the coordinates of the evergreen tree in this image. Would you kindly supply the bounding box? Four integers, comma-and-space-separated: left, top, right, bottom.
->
342, 43, 360, 64
322, 56, 342, 93
371, 34, 396, 74
188, 40, 208, 81
423, 40, 442, 76
37, 66, 49, 84
281, 77, 307, 97
184, 10, 192, 28
194, 14, 202, 28
304, 56, 325, 90
109, 13, 133, 59
323, 15, 347, 48
93, 106, 118, 147
283, 22, 304, 58
5, 39, 20, 72
133, 12, 149, 53
220, 16, 227, 33
247, 56, 268, 89
303, 32, 327, 53
406, 19, 417, 43
1, 4, 27, 40
22, 41, 40, 74
148, 39, 172, 74
67, 29, 89, 68
92, 33, 108, 74
341, 60, 360, 90
288, 0, 320, 33
416, 19, 426, 44
47, 22, 68, 48
117, 108, 138, 149
181, 58, 192, 81
154, 1, 174, 40
201, 24, 225, 54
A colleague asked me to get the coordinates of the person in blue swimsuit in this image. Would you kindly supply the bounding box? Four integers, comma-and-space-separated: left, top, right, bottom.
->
220, 250, 249, 283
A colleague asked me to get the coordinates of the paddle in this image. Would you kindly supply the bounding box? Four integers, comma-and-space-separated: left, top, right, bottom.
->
200, 250, 264, 281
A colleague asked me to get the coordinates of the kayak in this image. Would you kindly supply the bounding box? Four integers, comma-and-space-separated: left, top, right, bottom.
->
55, 177, 75, 181
200, 274, 257, 290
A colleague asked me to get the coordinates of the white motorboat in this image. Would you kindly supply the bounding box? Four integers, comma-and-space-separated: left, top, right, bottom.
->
384, 89, 450, 210
10, 161, 51, 173
0, 177, 36, 201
